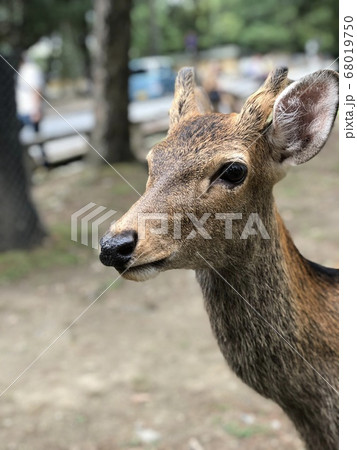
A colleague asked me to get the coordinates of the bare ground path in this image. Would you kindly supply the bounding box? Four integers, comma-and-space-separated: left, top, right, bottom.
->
0, 126, 338, 449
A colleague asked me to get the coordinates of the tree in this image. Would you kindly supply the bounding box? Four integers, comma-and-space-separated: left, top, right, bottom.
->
0, 0, 93, 251
0, 56, 46, 251
131, 0, 338, 57
92, 0, 134, 163
0, 0, 134, 251
0, 0, 49, 252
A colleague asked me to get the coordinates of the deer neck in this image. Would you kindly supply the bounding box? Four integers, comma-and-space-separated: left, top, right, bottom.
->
197, 200, 309, 311
195, 198, 338, 390
195, 200, 339, 449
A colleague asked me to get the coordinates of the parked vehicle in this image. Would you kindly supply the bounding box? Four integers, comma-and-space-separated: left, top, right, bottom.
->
129, 57, 176, 101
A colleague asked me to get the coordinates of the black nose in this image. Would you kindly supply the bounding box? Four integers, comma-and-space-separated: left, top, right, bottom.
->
99, 230, 138, 269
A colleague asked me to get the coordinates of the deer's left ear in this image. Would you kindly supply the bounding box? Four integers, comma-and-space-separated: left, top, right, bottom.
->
169, 67, 212, 133
267, 70, 339, 165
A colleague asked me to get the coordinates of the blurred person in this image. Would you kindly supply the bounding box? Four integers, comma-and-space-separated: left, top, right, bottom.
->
16, 53, 48, 167
243, 54, 269, 83
202, 61, 221, 112
184, 31, 198, 56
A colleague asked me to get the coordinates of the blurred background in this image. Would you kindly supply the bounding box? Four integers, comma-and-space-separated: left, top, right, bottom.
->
0, 1, 338, 449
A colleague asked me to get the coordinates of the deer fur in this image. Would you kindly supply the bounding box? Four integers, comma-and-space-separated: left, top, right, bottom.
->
101, 67, 339, 449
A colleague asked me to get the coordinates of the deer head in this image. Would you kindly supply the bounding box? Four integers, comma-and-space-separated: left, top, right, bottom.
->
100, 67, 338, 281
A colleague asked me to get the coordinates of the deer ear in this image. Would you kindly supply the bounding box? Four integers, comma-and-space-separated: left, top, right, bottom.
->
267, 70, 339, 165
169, 67, 212, 132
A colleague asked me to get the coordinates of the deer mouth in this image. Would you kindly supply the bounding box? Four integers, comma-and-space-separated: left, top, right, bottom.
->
116, 258, 167, 281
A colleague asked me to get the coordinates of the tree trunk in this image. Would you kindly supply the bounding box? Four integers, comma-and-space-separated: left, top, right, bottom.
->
0, 56, 46, 251
92, 0, 134, 163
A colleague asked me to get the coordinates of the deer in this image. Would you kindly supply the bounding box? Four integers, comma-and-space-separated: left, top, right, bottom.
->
99, 67, 339, 450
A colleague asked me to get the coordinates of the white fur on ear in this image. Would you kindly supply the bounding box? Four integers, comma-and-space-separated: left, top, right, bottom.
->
268, 70, 339, 165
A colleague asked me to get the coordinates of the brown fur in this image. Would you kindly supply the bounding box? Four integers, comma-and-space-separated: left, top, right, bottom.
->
102, 67, 339, 449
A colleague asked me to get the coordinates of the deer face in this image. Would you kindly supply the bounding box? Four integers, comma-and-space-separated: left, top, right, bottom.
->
100, 67, 338, 281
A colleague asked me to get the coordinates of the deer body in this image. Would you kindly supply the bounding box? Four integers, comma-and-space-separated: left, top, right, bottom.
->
100, 67, 339, 449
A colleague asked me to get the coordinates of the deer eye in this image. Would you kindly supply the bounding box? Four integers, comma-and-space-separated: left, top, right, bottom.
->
214, 162, 248, 187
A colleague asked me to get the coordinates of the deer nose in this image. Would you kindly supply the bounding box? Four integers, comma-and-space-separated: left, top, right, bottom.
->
99, 230, 138, 269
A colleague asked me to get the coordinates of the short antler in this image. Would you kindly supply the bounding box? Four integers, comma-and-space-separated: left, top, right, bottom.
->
239, 67, 290, 139
169, 67, 212, 133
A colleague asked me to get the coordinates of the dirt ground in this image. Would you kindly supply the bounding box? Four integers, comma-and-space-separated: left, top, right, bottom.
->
0, 124, 338, 450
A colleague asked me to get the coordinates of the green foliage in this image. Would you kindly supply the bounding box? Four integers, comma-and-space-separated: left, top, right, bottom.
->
0, 0, 91, 78
0, 0, 92, 50
1, 0, 338, 74
131, 0, 338, 56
